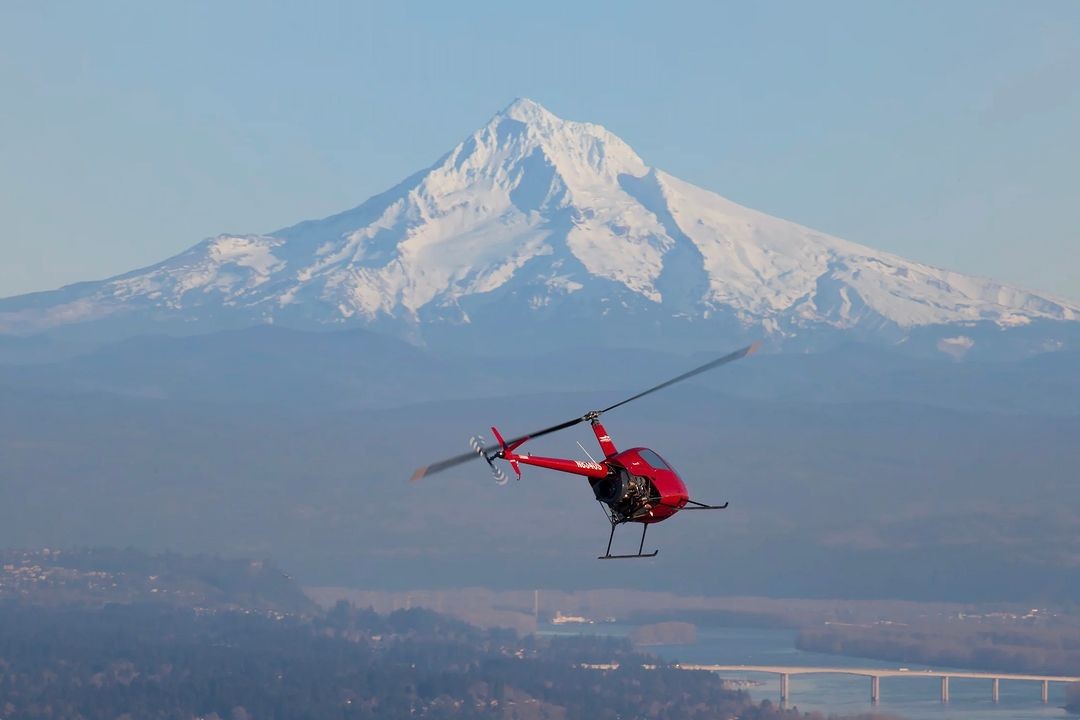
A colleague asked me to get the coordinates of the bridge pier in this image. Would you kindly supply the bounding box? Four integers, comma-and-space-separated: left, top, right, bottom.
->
779, 673, 789, 703
870, 675, 880, 704
940, 676, 950, 703
992, 678, 999, 703
1042, 680, 1049, 703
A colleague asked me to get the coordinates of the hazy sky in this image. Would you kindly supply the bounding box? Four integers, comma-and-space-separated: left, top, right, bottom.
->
1, 0, 1078, 300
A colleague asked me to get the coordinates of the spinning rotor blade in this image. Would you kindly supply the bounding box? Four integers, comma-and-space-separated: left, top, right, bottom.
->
409, 416, 586, 482
408, 341, 760, 482
599, 341, 761, 414
497, 415, 589, 448
409, 449, 482, 482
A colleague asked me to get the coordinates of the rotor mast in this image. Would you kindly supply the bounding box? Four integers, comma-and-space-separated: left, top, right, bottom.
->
586, 412, 618, 457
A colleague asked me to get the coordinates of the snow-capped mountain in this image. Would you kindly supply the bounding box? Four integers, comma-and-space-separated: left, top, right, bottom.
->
1, 98, 1077, 355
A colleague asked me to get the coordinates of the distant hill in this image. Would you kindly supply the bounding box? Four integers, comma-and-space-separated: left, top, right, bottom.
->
2, 326, 1079, 415
0, 547, 314, 613
0, 343, 1076, 602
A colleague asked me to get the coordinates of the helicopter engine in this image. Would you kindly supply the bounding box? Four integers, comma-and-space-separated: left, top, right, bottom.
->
592, 469, 655, 520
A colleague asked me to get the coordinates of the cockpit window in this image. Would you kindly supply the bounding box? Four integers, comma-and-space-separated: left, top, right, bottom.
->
638, 449, 671, 470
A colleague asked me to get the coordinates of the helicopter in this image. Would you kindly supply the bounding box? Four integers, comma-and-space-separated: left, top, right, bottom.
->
410, 342, 760, 559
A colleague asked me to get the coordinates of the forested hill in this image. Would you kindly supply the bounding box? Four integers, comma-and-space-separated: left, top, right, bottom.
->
0, 601, 862, 720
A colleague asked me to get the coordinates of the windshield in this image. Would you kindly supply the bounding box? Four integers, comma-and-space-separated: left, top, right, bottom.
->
638, 449, 672, 471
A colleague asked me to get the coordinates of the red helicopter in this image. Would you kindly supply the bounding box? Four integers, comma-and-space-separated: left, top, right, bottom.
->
410, 342, 760, 559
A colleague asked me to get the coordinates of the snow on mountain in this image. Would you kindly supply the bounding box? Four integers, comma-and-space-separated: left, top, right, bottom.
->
1, 98, 1077, 352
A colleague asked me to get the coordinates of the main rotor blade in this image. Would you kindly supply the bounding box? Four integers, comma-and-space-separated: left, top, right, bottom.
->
409, 449, 483, 482
599, 341, 761, 414
409, 342, 761, 482
498, 415, 587, 448
409, 415, 588, 482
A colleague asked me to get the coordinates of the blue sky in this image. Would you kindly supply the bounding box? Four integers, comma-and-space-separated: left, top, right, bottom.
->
2, 0, 1077, 299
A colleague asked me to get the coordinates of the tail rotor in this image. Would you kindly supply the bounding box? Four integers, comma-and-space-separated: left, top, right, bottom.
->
470, 435, 508, 485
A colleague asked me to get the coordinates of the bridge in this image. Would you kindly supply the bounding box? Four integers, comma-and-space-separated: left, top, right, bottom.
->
675, 664, 1080, 705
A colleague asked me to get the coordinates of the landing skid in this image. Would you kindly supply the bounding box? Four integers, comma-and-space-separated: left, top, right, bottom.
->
599, 519, 658, 560
597, 498, 729, 559
676, 499, 729, 510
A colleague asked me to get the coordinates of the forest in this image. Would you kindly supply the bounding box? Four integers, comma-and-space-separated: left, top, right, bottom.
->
0, 600, 887, 720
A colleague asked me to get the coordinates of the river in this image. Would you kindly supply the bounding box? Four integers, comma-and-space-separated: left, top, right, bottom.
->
539, 623, 1073, 719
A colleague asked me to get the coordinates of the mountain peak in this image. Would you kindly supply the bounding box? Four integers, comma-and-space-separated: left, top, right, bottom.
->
499, 97, 555, 124
1, 101, 1077, 358
471, 97, 647, 184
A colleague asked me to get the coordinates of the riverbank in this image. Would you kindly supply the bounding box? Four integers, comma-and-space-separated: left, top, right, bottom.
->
543, 623, 1076, 720
796, 619, 1080, 676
